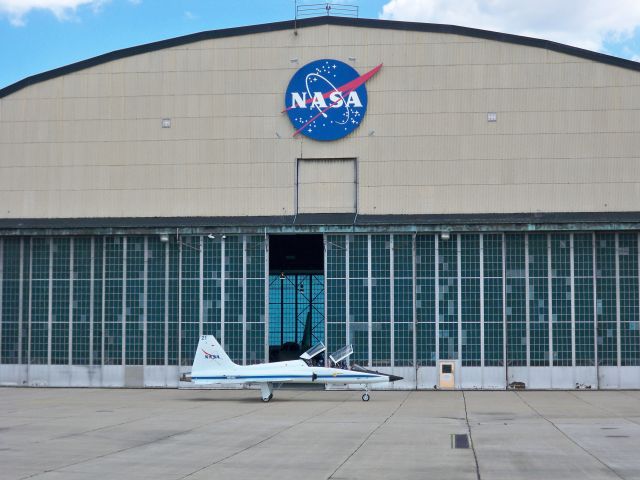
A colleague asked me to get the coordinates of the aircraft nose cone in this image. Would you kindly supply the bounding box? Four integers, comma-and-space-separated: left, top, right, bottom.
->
388, 374, 403, 382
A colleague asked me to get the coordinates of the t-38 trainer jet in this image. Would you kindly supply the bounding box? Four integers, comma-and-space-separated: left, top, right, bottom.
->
189, 335, 402, 402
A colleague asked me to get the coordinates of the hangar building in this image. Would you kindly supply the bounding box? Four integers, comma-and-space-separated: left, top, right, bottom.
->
1, 16, 639, 389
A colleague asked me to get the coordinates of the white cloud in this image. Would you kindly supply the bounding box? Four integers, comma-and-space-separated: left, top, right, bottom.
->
0, 0, 107, 26
380, 0, 640, 53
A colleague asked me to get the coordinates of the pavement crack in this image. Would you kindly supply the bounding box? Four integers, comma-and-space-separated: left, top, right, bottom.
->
567, 391, 640, 427
177, 393, 349, 479
515, 391, 626, 480
328, 391, 410, 480
462, 390, 482, 480
17, 405, 265, 480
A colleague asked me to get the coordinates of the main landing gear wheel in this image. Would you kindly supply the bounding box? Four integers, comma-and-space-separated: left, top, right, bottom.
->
262, 393, 273, 403
362, 393, 370, 402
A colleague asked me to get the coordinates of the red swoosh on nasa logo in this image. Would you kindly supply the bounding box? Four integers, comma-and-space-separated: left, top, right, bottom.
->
281, 63, 383, 113
201, 348, 214, 356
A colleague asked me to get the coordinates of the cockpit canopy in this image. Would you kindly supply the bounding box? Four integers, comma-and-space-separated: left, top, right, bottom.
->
300, 342, 326, 361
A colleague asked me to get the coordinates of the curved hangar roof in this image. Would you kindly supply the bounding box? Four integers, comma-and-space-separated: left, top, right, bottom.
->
2, 15, 640, 99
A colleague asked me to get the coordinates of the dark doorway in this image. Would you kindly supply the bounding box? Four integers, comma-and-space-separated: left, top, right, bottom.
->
268, 235, 324, 362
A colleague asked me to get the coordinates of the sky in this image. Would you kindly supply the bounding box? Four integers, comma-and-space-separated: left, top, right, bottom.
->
1, 0, 640, 90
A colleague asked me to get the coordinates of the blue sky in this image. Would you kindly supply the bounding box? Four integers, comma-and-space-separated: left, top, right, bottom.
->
1, 0, 640, 90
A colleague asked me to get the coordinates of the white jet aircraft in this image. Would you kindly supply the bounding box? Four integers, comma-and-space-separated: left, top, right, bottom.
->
189, 335, 402, 402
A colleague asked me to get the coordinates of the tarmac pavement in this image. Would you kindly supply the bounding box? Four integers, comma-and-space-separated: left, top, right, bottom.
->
1, 388, 639, 479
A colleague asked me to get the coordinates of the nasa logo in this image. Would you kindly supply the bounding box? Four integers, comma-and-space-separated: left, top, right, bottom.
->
284, 59, 382, 141
201, 348, 220, 360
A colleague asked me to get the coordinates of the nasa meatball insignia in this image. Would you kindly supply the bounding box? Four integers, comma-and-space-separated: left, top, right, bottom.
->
284, 59, 382, 141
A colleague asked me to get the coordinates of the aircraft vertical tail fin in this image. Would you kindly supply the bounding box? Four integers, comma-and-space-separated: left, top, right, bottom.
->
192, 335, 237, 376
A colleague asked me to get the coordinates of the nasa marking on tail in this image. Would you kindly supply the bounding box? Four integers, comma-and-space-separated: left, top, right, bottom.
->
283, 59, 382, 141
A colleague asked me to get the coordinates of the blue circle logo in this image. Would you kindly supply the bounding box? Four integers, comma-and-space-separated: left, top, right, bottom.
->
284, 59, 382, 141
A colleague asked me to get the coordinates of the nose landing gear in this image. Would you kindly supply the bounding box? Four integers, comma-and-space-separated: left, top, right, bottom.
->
362, 393, 370, 402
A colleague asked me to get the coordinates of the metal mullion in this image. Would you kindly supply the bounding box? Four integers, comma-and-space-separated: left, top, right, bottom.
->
615, 233, 621, 369
220, 238, 225, 349
89, 238, 95, 366
264, 233, 269, 363
27, 239, 32, 367
101, 237, 106, 367
121, 237, 127, 366
570, 234, 576, 370
457, 234, 462, 363
638, 232, 640, 370
18, 239, 24, 365
480, 234, 485, 373
525, 234, 530, 368
323, 235, 328, 365
502, 233, 507, 387
592, 233, 598, 384
412, 233, 417, 372
242, 235, 247, 365
548, 234, 553, 370
48, 238, 53, 366
143, 237, 148, 366
164, 242, 169, 367
68, 238, 74, 366
367, 234, 372, 367
345, 235, 350, 354
390, 235, 395, 368
178, 240, 182, 365
435, 235, 440, 363
199, 236, 204, 340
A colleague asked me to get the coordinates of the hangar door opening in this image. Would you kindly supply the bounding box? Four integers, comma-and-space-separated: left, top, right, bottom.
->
268, 235, 324, 362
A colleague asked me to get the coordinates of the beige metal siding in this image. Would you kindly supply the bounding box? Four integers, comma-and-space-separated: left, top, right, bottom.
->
1, 24, 640, 219
297, 158, 355, 213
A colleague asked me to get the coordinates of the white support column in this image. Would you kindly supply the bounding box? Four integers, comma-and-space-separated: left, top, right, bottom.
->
435, 235, 440, 363
68, 238, 74, 366
547, 234, 553, 371
220, 237, 225, 349
242, 235, 247, 365
323, 235, 328, 365
47, 238, 53, 366
615, 233, 621, 369
143, 237, 148, 366
525, 234, 530, 368
89, 238, 95, 366
264, 233, 269, 362
0, 238, 3, 363
592, 233, 598, 386
101, 238, 106, 366
199, 236, 204, 339
164, 241, 169, 367
570, 234, 576, 371
121, 237, 127, 366
345, 235, 350, 351
412, 233, 417, 371
18, 239, 24, 365
367, 235, 372, 367
502, 234, 507, 385
480, 234, 485, 379
178, 240, 183, 364
457, 234, 462, 362
27, 239, 32, 366
390, 235, 395, 368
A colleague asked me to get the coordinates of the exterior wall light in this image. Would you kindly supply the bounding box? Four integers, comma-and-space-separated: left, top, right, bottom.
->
441, 232, 450, 241
159, 234, 170, 242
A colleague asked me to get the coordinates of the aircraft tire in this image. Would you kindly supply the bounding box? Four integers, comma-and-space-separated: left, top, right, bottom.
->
362, 393, 370, 402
